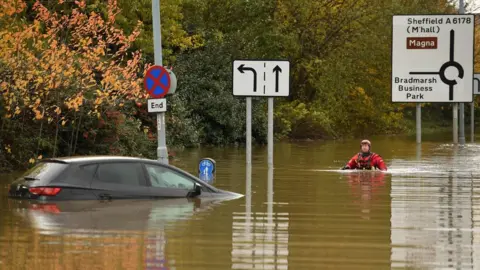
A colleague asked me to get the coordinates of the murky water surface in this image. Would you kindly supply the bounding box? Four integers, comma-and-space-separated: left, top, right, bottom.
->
1, 134, 480, 269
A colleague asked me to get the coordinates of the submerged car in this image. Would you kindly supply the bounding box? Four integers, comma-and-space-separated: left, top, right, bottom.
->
8, 156, 243, 201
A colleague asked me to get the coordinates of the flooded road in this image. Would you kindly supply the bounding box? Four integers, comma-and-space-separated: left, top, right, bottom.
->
1, 134, 480, 269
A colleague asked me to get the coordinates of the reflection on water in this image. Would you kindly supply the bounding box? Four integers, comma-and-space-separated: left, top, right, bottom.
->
346, 171, 386, 220
391, 143, 479, 270
2, 196, 237, 270
232, 165, 289, 269
15, 198, 221, 236
145, 230, 168, 270
2, 137, 480, 269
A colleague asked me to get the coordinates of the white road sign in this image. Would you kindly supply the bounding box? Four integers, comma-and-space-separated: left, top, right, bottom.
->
392, 15, 474, 102
233, 60, 290, 97
474, 74, 480, 95
147, 98, 167, 113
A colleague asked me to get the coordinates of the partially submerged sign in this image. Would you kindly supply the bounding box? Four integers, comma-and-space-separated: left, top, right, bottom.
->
391, 15, 474, 102
198, 158, 216, 183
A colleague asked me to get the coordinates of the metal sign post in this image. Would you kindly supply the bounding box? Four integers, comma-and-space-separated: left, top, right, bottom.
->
246, 97, 252, 165
232, 59, 290, 167
151, 0, 168, 164
459, 0, 466, 144
473, 74, 480, 142
245, 163, 252, 237
268, 97, 274, 166
472, 101, 475, 143
149, 0, 177, 164
391, 14, 474, 144
416, 103, 421, 144
267, 165, 273, 240
454, 103, 458, 144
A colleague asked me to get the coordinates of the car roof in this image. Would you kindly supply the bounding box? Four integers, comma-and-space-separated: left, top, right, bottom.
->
42, 155, 157, 164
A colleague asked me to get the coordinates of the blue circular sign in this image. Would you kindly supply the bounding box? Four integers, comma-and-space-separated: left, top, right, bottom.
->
199, 158, 215, 175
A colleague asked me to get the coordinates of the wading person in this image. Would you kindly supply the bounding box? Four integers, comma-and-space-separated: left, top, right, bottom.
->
341, 139, 387, 171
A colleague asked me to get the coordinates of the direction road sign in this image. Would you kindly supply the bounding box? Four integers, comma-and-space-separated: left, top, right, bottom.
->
474, 74, 480, 95
233, 60, 290, 97
144, 65, 171, 98
391, 14, 474, 103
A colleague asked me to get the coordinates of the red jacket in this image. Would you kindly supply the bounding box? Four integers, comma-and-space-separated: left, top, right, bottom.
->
346, 152, 387, 171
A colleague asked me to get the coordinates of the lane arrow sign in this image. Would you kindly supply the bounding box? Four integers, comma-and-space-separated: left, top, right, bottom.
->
232, 59, 290, 97
273, 65, 282, 93
238, 64, 257, 92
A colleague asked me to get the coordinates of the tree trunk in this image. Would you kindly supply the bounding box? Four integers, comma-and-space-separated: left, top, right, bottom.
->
35, 107, 45, 158
68, 110, 77, 156
52, 114, 59, 157
73, 109, 83, 155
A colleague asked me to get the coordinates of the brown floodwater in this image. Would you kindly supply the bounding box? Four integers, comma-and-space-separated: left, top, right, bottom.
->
1, 133, 480, 269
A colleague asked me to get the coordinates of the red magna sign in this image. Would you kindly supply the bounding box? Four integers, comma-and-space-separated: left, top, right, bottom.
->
406, 37, 438, 49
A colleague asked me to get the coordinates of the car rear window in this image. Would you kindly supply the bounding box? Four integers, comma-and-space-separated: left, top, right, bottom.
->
21, 161, 68, 184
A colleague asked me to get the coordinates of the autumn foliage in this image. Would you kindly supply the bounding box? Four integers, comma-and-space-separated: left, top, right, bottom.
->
0, 0, 476, 171
0, 0, 153, 168
1, 0, 149, 117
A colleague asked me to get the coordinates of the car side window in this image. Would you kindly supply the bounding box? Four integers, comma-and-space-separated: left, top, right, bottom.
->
96, 162, 144, 186
80, 164, 98, 176
145, 164, 195, 190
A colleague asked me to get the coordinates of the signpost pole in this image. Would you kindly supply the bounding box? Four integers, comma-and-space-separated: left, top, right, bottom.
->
460, 102, 465, 144
473, 75, 480, 142
267, 165, 273, 240
471, 102, 475, 142
459, 0, 465, 145
245, 163, 252, 237
152, 0, 168, 164
454, 103, 458, 144
268, 97, 273, 166
416, 103, 421, 144
246, 97, 252, 165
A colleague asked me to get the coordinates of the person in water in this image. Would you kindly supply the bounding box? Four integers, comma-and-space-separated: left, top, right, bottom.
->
341, 139, 387, 171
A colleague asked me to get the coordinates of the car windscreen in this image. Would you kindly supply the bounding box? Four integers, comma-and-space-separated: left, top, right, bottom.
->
21, 161, 68, 185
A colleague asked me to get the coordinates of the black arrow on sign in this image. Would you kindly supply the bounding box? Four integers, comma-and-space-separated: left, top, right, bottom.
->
238, 64, 257, 92
273, 65, 282, 92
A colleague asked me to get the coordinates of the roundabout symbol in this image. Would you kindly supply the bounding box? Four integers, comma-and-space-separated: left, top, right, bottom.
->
409, 30, 463, 101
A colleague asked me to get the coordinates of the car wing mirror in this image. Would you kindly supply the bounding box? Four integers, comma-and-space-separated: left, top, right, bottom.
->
188, 182, 202, 197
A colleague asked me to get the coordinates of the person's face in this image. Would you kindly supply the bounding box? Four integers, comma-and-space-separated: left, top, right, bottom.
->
361, 143, 370, 153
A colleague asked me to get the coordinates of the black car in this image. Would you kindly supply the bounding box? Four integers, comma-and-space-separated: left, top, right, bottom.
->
8, 156, 243, 201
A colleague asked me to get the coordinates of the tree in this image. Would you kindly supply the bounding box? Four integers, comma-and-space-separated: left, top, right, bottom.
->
0, 0, 151, 167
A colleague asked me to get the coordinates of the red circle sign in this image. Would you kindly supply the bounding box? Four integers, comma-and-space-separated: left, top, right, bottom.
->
143, 65, 171, 98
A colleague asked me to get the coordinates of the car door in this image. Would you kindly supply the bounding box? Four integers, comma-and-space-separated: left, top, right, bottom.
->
143, 163, 211, 198
90, 161, 151, 200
